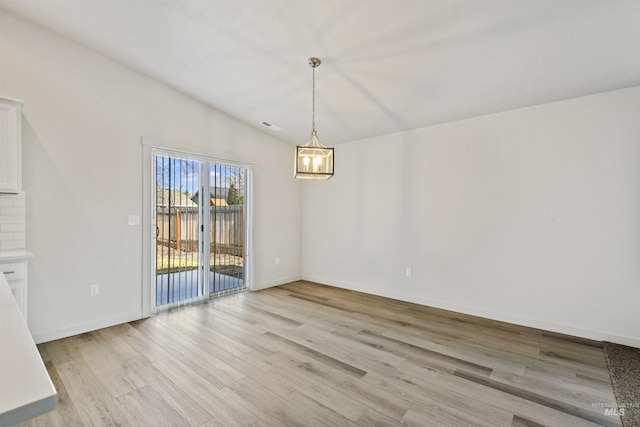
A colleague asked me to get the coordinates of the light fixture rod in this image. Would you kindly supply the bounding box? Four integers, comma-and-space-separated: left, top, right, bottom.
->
309, 57, 321, 134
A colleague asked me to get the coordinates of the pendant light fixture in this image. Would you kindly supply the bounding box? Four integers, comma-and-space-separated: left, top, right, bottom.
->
295, 57, 334, 180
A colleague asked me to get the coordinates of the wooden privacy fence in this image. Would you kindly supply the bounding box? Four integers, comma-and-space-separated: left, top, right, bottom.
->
156, 205, 244, 256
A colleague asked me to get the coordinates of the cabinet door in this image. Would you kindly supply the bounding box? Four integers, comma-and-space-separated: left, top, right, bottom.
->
0, 98, 22, 193
1, 260, 26, 321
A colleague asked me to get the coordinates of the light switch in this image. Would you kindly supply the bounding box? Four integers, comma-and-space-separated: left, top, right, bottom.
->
128, 215, 140, 226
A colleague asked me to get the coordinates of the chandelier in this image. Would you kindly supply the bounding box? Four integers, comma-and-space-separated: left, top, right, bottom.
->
295, 57, 334, 180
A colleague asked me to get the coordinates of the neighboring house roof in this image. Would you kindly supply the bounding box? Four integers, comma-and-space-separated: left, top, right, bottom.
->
156, 189, 198, 208
208, 187, 229, 199
191, 187, 229, 205
210, 198, 228, 207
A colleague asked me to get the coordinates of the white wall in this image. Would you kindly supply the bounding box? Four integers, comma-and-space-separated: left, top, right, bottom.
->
0, 9, 301, 343
302, 85, 640, 347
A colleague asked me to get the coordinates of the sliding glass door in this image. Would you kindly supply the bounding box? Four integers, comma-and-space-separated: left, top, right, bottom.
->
207, 163, 247, 295
153, 149, 249, 310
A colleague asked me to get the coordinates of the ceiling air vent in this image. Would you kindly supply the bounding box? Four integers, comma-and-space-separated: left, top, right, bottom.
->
260, 120, 281, 131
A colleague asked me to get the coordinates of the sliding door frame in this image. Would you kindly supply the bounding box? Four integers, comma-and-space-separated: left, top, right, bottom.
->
141, 140, 253, 317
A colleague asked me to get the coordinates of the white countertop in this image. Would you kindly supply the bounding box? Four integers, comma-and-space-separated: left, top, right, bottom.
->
0, 273, 56, 426
0, 250, 34, 262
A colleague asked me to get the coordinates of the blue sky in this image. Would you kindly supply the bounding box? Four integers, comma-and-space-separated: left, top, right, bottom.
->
155, 155, 245, 197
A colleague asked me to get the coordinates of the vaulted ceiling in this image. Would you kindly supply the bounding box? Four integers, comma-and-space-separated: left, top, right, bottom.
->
2, 1, 640, 145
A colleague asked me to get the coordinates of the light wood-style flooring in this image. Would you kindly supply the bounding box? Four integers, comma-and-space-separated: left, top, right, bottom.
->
21, 281, 621, 426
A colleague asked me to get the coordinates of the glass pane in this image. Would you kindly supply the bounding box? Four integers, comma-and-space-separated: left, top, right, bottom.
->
155, 155, 202, 306
208, 163, 246, 294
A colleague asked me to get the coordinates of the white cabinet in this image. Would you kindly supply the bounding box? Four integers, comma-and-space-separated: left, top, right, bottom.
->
0, 96, 23, 193
0, 255, 30, 323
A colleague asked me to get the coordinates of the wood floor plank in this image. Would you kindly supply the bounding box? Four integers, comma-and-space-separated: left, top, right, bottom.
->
358, 328, 493, 376
362, 369, 514, 426
405, 362, 609, 427
54, 359, 128, 426
151, 356, 258, 426
495, 367, 616, 406
264, 331, 368, 379
136, 318, 246, 389
19, 281, 623, 427
72, 332, 148, 399
223, 301, 304, 327
40, 337, 82, 365
268, 362, 369, 421
203, 343, 295, 398
268, 348, 413, 421
285, 390, 361, 427
454, 369, 620, 427
112, 385, 190, 427
356, 409, 401, 426
381, 326, 528, 376
124, 356, 212, 425
402, 403, 498, 427
94, 326, 140, 360
198, 315, 280, 355
224, 376, 358, 427
279, 323, 355, 360
107, 322, 172, 363
511, 415, 547, 427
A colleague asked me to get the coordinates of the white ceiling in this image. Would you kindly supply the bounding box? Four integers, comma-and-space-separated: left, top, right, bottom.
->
2, 1, 640, 145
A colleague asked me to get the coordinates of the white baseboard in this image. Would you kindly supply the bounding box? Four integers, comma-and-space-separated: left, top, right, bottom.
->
31, 311, 144, 344
302, 275, 640, 349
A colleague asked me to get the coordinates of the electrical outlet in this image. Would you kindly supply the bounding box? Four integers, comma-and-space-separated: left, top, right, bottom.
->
90, 284, 99, 297
275, 257, 280, 265
405, 267, 412, 277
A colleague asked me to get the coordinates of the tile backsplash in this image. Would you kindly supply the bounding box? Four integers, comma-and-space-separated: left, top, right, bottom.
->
0, 191, 26, 250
